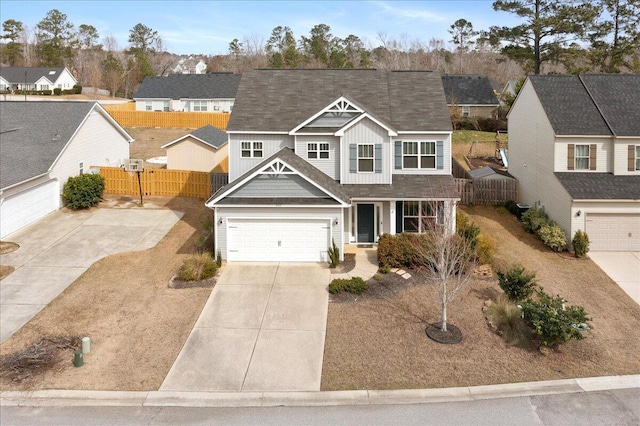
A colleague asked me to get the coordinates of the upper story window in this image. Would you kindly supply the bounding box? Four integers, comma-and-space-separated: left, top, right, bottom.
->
575, 144, 590, 170
241, 141, 263, 158
358, 144, 374, 172
403, 141, 436, 169
193, 100, 207, 112
462, 106, 470, 117
308, 142, 329, 159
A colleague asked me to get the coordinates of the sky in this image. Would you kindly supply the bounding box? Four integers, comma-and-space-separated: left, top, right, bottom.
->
0, 1, 521, 55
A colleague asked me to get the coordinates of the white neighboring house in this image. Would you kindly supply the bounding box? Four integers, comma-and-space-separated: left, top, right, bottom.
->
508, 74, 640, 251
132, 73, 241, 112
0, 101, 133, 239
206, 69, 459, 263
172, 57, 207, 75
0, 67, 77, 92
161, 125, 228, 172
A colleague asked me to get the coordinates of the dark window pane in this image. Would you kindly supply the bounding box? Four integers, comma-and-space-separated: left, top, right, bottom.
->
403, 218, 418, 232
421, 156, 435, 168
359, 159, 374, 172
404, 156, 418, 168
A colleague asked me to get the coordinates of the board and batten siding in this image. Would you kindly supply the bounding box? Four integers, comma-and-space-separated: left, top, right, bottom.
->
166, 138, 227, 172
229, 134, 294, 181
614, 138, 640, 175
229, 174, 329, 198
50, 110, 130, 192
215, 206, 343, 260
295, 135, 340, 179
341, 118, 391, 184
554, 137, 611, 173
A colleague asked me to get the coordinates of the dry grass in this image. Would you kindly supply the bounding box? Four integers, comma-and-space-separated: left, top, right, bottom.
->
484, 295, 532, 348
126, 127, 193, 167
0, 196, 213, 391
321, 205, 640, 390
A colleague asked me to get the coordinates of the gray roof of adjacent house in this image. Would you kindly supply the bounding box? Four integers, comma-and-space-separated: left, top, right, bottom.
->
228, 69, 452, 133
133, 73, 241, 100
528, 74, 640, 136
555, 173, 640, 200
441, 74, 499, 106
162, 125, 227, 149
0, 101, 96, 189
0, 67, 74, 84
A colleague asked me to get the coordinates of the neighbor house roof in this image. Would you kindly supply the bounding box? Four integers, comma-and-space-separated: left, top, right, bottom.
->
0, 67, 75, 84
161, 125, 227, 149
133, 73, 242, 100
441, 74, 499, 106
0, 101, 131, 189
555, 173, 640, 200
227, 69, 452, 133
528, 74, 640, 136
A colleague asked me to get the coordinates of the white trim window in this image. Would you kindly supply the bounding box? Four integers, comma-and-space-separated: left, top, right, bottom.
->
358, 144, 374, 172
636, 146, 640, 171
403, 141, 436, 169
462, 105, 470, 117
308, 142, 329, 159
192, 100, 208, 112
163, 101, 169, 112
79, 161, 84, 175
213, 100, 220, 111
575, 144, 590, 170
241, 141, 263, 158
402, 201, 444, 232
145, 101, 152, 111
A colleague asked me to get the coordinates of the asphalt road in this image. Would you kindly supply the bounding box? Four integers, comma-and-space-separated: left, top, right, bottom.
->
2, 389, 639, 426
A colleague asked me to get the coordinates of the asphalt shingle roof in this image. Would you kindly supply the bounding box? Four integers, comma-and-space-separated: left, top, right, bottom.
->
441, 74, 499, 106
555, 173, 640, 200
529, 74, 640, 136
0, 67, 69, 84
0, 101, 95, 189
228, 69, 452, 133
189, 125, 227, 149
343, 174, 459, 200
133, 73, 241, 100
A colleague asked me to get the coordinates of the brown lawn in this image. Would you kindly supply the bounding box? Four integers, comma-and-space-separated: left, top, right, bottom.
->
321, 205, 640, 390
126, 127, 193, 168
0, 196, 213, 391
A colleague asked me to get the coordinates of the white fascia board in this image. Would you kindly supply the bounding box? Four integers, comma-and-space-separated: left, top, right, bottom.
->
227, 131, 289, 135
1, 172, 50, 192
396, 131, 453, 136
447, 103, 500, 107
214, 204, 345, 208
351, 196, 460, 202
161, 134, 215, 149
289, 96, 364, 135
335, 113, 397, 137
554, 134, 614, 138
94, 103, 135, 143
573, 199, 640, 203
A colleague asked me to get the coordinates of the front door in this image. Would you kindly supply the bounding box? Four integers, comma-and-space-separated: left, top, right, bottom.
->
357, 204, 375, 243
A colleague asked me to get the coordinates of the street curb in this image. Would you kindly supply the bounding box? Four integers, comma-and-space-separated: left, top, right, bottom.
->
2, 375, 638, 408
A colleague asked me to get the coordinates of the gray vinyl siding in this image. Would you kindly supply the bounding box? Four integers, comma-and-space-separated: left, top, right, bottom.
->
295, 135, 340, 179
341, 118, 391, 184
391, 134, 452, 175
229, 134, 294, 181
216, 206, 343, 260
229, 174, 328, 198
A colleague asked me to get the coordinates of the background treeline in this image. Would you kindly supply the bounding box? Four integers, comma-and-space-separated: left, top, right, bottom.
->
1, 1, 638, 98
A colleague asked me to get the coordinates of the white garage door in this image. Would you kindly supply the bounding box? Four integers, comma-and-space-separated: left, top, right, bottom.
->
586, 214, 640, 251
0, 180, 60, 239
227, 219, 331, 262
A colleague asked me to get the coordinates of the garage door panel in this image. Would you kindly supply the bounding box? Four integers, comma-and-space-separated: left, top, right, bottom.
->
586, 214, 640, 251
228, 219, 330, 262
0, 180, 59, 239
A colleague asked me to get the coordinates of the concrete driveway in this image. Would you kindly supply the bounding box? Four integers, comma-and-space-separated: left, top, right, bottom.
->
589, 251, 640, 305
0, 208, 182, 342
160, 263, 330, 392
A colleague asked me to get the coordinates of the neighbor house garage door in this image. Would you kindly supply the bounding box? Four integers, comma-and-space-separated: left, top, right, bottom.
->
227, 219, 330, 262
586, 214, 640, 251
0, 180, 60, 239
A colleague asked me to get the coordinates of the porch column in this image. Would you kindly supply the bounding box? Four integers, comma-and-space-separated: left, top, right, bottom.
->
390, 199, 397, 235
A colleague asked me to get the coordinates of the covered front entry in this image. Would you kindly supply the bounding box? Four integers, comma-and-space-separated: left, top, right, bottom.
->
357, 204, 375, 243
227, 218, 331, 262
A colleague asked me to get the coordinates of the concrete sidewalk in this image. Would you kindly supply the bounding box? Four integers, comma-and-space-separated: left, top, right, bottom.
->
589, 251, 640, 305
2, 375, 638, 408
160, 263, 330, 392
0, 208, 182, 342
331, 245, 379, 281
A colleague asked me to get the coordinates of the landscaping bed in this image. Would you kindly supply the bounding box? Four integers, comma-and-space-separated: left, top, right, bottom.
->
0, 196, 214, 391
321, 205, 640, 390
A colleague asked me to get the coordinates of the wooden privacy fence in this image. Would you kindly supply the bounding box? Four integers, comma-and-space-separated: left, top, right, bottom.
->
104, 110, 230, 130
455, 178, 518, 205
210, 173, 229, 194
102, 102, 136, 111
98, 166, 212, 199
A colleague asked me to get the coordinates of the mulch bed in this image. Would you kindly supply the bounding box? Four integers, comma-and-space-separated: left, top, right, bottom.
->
0, 241, 19, 254
332, 253, 356, 274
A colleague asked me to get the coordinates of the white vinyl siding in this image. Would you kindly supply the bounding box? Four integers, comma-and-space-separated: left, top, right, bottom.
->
341, 118, 391, 184
165, 138, 228, 172
229, 134, 294, 181
571, 202, 640, 251
554, 137, 611, 172
192, 100, 208, 112
392, 135, 452, 176
0, 179, 60, 239
296, 135, 340, 179
613, 139, 640, 175
135, 99, 170, 111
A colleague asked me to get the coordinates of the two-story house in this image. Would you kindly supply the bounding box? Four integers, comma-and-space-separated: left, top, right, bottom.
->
441, 74, 500, 119
508, 74, 640, 251
205, 69, 459, 262
132, 73, 241, 112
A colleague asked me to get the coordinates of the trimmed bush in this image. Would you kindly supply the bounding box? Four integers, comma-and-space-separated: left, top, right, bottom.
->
497, 265, 536, 302
328, 277, 368, 294
53, 87, 62, 95
537, 222, 567, 252
521, 208, 548, 233
485, 295, 532, 348
177, 253, 218, 281
377, 232, 433, 268
572, 230, 590, 258
72, 84, 82, 94
521, 288, 591, 348
62, 174, 105, 210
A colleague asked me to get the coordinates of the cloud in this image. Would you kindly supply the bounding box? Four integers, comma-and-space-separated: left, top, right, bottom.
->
372, 1, 446, 22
